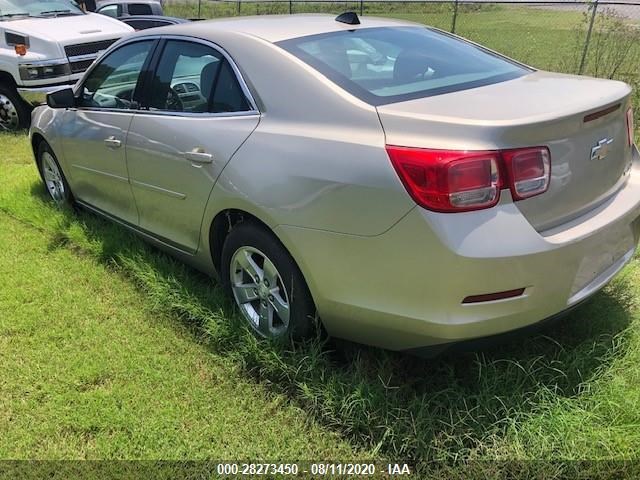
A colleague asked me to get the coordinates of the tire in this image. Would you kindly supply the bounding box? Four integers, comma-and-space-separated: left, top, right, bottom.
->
0, 84, 30, 131
221, 221, 317, 341
36, 141, 73, 207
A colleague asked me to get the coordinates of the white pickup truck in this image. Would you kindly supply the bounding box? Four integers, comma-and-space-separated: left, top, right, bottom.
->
0, 0, 133, 130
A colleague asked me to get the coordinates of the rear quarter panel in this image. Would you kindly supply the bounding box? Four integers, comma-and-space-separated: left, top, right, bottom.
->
203, 32, 415, 237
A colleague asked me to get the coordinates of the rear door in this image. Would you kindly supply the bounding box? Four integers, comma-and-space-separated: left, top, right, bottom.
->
60, 39, 156, 224
125, 38, 260, 252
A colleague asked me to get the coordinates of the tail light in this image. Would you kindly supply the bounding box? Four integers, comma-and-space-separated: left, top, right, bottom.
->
386, 145, 551, 213
502, 147, 550, 200
627, 107, 635, 147
386, 147, 501, 212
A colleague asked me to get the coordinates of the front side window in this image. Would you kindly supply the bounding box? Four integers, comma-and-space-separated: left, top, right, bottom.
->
148, 40, 250, 114
80, 40, 154, 109
278, 27, 531, 105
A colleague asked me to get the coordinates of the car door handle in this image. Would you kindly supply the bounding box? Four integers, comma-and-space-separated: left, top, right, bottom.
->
104, 136, 122, 149
184, 148, 213, 164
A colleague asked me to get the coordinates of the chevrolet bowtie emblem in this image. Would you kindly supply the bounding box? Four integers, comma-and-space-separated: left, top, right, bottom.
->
590, 137, 614, 161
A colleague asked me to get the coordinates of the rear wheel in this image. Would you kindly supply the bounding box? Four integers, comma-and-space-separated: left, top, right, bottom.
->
0, 84, 30, 131
221, 222, 317, 341
36, 142, 73, 206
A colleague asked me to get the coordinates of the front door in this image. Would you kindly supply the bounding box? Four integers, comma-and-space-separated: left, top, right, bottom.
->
60, 39, 156, 224
126, 39, 259, 252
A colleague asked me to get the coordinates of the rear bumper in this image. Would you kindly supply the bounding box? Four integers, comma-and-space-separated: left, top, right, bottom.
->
406, 300, 585, 358
276, 147, 640, 351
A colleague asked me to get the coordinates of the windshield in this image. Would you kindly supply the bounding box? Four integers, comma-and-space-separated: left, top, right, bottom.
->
277, 27, 531, 106
0, 0, 83, 18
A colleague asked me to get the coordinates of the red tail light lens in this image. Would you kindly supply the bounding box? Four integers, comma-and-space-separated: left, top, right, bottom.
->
627, 107, 635, 147
387, 145, 551, 212
386, 146, 501, 212
502, 147, 551, 200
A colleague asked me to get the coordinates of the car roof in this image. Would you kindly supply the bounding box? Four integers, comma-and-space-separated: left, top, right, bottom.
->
97, 0, 160, 5
143, 14, 419, 43
119, 15, 188, 23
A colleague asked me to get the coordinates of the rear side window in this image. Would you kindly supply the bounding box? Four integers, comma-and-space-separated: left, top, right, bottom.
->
148, 40, 251, 114
211, 60, 251, 113
97, 4, 121, 17
125, 19, 171, 30
278, 27, 530, 105
128, 3, 153, 15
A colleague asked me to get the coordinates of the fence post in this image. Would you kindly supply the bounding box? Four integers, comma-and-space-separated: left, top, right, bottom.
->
578, 0, 599, 74
360, 0, 364, 16
237, 0, 241, 15
197, 0, 201, 18
289, 0, 292, 14
451, 0, 459, 34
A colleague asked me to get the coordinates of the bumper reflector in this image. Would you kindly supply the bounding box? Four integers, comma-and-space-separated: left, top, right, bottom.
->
462, 288, 526, 304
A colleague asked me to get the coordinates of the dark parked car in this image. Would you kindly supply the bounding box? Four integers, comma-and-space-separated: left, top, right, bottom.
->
119, 15, 189, 30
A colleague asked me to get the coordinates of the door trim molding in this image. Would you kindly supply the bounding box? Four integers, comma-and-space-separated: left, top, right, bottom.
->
131, 180, 187, 199
71, 164, 129, 183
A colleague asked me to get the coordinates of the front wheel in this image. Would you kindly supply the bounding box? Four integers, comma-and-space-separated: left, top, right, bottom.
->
0, 84, 30, 131
36, 142, 73, 206
221, 222, 317, 341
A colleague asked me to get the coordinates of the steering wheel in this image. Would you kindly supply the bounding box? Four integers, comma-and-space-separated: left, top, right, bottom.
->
114, 96, 131, 109
166, 87, 183, 112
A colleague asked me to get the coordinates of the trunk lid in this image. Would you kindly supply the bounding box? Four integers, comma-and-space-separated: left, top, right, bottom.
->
377, 71, 633, 231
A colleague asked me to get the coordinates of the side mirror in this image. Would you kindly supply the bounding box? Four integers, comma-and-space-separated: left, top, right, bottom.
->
46, 88, 76, 109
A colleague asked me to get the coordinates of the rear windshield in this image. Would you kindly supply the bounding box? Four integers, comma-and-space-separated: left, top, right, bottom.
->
277, 27, 531, 105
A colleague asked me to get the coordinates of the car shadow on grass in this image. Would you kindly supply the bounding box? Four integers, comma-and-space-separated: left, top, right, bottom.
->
30, 182, 636, 466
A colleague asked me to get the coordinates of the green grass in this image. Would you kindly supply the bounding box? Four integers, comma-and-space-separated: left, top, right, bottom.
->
0, 143, 356, 461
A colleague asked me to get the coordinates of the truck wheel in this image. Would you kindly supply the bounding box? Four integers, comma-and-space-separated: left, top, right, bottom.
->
0, 84, 30, 131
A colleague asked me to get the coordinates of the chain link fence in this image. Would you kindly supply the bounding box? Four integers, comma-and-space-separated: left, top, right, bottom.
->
165, 0, 640, 122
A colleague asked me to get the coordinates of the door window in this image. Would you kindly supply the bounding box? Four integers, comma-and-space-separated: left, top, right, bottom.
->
128, 3, 153, 15
148, 40, 251, 114
125, 19, 171, 30
79, 40, 154, 110
97, 4, 121, 17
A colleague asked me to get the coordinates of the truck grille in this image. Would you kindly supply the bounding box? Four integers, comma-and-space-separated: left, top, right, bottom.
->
69, 59, 95, 74
64, 39, 117, 58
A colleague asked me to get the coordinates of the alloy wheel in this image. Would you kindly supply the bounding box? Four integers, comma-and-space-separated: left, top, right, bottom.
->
230, 246, 290, 338
41, 151, 66, 203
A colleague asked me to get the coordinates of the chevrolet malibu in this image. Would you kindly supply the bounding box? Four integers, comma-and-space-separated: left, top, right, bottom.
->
30, 14, 640, 354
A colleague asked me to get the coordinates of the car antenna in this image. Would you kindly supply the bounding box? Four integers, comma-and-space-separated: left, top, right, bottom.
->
335, 12, 360, 25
